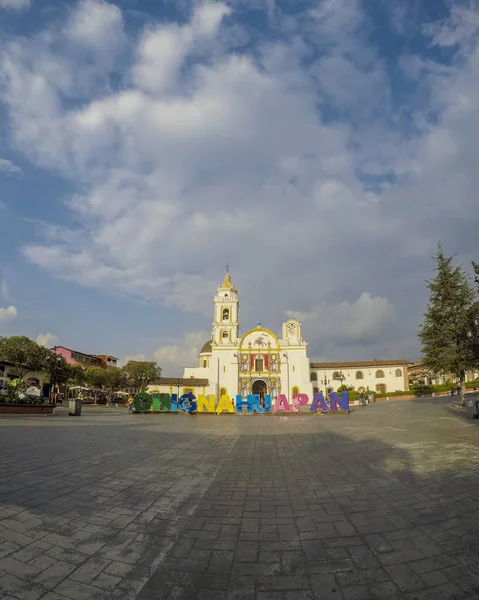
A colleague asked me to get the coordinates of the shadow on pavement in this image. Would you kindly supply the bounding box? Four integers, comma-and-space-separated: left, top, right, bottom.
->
1, 408, 479, 599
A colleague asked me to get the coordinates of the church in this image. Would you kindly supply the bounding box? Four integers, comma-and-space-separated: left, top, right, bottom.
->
182, 272, 313, 401
147, 272, 412, 401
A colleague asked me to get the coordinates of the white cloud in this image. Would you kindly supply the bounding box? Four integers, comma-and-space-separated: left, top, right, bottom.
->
121, 353, 146, 367
0, 0, 31, 10
153, 331, 209, 377
0, 158, 22, 174
132, 1, 231, 94
287, 292, 397, 352
64, 0, 126, 58
36, 332, 58, 348
0, 305, 17, 323
0, 1, 479, 362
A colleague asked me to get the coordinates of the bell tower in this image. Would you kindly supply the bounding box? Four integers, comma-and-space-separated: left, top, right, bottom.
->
212, 270, 239, 345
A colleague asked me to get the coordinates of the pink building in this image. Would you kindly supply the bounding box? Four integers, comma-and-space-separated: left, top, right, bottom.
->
52, 346, 102, 368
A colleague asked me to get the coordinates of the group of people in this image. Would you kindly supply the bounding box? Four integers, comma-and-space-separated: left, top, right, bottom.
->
450, 381, 462, 396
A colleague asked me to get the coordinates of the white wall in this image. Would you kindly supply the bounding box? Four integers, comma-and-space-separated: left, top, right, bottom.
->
311, 364, 408, 394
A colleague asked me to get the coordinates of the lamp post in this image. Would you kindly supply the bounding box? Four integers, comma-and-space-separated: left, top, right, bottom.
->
335, 370, 346, 390
320, 373, 330, 397
234, 353, 241, 397
282, 353, 289, 398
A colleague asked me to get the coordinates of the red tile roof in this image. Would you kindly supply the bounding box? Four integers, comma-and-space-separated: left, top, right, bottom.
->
310, 360, 411, 369
150, 377, 209, 387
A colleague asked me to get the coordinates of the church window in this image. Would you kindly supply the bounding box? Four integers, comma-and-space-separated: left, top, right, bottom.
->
242, 363, 248, 372
184, 388, 193, 394
356, 371, 364, 379
311, 372, 317, 381
255, 357, 263, 372
376, 384, 386, 393
222, 330, 228, 341
271, 361, 277, 372
376, 370, 385, 378
272, 387, 277, 398
222, 308, 230, 321
395, 368, 402, 377
203, 359, 207, 368
220, 387, 227, 397
292, 366, 295, 372
292, 386, 299, 397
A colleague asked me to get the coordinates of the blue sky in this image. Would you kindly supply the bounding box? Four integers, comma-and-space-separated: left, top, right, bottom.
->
0, 0, 478, 374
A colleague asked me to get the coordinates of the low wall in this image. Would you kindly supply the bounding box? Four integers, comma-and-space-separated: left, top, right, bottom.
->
375, 395, 415, 402
0, 403, 55, 415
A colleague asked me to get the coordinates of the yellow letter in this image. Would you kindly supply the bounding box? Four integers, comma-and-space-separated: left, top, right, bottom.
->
216, 394, 235, 414
197, 394, 215, 413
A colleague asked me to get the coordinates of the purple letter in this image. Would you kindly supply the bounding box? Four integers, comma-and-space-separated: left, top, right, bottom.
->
330, 391, 349, 411
310, 392, 329, 412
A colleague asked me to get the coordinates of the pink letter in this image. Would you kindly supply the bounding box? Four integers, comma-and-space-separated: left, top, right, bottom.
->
272, 394, 291, 412
292, 393, 309, 412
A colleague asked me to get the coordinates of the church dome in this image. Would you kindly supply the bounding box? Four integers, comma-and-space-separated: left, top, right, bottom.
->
200, 340, 212, 354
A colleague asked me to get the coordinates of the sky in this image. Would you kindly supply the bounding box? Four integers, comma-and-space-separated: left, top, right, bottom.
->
0, 0, 478, 376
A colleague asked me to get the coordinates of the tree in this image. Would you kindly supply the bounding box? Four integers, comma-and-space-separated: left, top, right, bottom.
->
121, 360, 161, 392
0, 336, 47, 398
67, 364, 87, 386
103, 367, 125, 396
418, 244, 478, 406
44, 351, 70, 401
85, 366, 108, 389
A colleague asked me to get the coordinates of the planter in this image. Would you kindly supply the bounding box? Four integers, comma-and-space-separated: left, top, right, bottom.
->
0, 403, 55, 415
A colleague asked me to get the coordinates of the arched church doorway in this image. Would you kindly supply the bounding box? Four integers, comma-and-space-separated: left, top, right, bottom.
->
252, 379, 267, 401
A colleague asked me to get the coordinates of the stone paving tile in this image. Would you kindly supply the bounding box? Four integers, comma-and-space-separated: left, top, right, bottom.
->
2, 399, 479, 598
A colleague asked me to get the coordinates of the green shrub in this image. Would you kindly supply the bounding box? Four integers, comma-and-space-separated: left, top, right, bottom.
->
411, 383, 434, 396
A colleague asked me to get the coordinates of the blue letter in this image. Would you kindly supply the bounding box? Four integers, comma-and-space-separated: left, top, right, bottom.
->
252, 394, 271, 413
235, 395, 253, 413
179, 393, 197, 413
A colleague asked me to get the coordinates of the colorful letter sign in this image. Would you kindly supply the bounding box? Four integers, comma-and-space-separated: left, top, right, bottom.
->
139, 391, 349, 414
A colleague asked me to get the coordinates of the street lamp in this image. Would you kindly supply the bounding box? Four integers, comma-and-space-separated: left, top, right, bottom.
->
234, 353, 242, 397
320, 373, 330, 397
282, 353, 290, 398
335, 370, 346, 389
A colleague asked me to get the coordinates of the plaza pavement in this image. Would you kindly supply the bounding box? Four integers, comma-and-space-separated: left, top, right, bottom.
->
1, 398, 479, 599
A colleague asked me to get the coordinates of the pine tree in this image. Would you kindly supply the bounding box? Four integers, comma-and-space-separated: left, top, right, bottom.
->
418, 244, 476, 405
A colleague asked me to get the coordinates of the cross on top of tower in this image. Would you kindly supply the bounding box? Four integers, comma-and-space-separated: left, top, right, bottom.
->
225, 261, 230, 273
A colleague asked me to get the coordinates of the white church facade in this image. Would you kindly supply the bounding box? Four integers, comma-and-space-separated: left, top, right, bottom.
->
148, 272, 412, 401
182, 272, 313, 400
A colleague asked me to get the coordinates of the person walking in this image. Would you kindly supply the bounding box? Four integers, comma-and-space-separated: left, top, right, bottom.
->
127, 395, 134, 413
